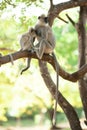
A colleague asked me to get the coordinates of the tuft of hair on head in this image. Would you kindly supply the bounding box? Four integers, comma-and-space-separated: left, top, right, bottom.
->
38, 14, 46, 19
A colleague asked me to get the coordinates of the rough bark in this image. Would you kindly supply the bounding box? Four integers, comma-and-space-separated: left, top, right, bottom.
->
78, 6, 87, 122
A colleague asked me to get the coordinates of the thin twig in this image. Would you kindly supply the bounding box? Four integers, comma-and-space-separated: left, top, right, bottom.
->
66, 14, 76, 26
57, 16, 68, 24
50, 0, 53, 7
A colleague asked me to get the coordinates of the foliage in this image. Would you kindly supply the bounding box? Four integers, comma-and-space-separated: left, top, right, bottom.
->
0, 84, 13, 121
0, 0, 43, 10
53, 9, 79, 71
54, 23, 78, 71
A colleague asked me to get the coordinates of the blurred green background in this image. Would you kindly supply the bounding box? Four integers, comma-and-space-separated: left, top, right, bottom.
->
0, 0, 84, 129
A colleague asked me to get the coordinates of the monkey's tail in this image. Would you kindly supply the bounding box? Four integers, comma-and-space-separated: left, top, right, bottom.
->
20, 58, 31, 75
9, 54, 14, 65
52, 52, 59, 126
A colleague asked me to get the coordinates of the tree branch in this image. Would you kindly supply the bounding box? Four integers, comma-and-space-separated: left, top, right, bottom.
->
66, 14, 76, 26
50, 0, 53, 7
0, 47, 14, 52
0, 50, 87, 82
57, 16, 68, 24
55, 0, 87, 14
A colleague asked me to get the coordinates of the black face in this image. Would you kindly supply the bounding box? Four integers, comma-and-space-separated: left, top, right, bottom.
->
38, 16, 48, 23
44, 17, 48, 23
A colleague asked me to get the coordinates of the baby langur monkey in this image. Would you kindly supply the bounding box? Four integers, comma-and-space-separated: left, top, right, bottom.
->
20, 27, 36, 51
34, 14, 59, 127
20, 27, 36, 74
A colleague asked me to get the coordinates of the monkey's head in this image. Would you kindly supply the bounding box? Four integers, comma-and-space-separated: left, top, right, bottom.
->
28, 27, 36, 37
38, 14, 48, 24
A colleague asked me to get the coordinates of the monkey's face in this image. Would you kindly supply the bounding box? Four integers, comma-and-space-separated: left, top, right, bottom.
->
31, 30, 36, 37
32, 31, 36, 37
29, 28, 36, 37
38, 14, 48, 24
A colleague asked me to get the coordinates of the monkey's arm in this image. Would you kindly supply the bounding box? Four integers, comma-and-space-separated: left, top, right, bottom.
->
35, 25, 47, 39
35, 29, 42, 37
20, 35, 29, 49
33, 37, 35, 42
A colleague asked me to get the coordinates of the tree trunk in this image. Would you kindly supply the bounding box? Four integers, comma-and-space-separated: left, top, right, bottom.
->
78, 6, 87, 122
39, 61, 82, 130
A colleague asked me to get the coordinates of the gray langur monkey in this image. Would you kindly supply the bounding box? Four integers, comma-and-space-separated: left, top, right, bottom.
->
20, 27, 36, 74
34, 14, 55, 59
34, 14, 59, 127
20, 27, 36, 51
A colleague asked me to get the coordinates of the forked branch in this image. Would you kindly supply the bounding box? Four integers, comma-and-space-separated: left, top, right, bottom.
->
48, 0, 87, 26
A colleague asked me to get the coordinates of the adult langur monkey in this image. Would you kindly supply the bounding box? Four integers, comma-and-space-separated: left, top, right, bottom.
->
20, 27, 36, 74
34, 14, 59, 127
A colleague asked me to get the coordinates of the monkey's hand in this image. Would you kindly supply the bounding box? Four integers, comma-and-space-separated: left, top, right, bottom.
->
28, 48, 35, 53
35, 30, 42, 37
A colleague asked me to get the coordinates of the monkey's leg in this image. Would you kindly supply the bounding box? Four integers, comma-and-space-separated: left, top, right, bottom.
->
22, 41, 32, 51
35, 41, 46, 59
20, 58, 31, 75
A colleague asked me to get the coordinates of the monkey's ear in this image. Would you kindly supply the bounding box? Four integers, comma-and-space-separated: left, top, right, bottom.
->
44, 17, 48, 23
38, 16, 40, 19
31, 28, 35, 32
